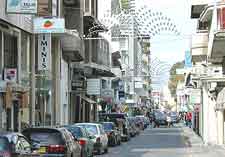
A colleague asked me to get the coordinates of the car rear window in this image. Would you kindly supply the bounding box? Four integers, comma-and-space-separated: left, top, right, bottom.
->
103, 123, 113, 131
66, 127, 83, 138
80, 125, 98, 135
0, 137, 10, 151
23, 129, 65, 145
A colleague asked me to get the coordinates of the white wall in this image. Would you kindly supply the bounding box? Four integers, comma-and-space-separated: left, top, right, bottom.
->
202, 84, 218, 145
0, 0, 33, 33
60, 59, 69, 125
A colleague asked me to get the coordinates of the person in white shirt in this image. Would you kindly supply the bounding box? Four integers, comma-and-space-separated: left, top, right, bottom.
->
167, 115, 172, 128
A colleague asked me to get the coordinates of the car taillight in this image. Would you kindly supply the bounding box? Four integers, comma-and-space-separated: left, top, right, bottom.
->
96, 137, 101, 143
79, 139, 86, 146
47, 145, 65, 153
1, 152, 11, 157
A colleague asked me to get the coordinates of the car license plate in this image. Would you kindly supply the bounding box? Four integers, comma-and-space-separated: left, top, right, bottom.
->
38, 147, 46, 153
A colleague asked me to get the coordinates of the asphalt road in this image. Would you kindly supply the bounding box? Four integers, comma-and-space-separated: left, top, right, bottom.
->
98, 126, 225, 157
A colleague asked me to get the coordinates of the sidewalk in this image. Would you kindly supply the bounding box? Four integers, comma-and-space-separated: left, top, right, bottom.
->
180, 124, 204, 147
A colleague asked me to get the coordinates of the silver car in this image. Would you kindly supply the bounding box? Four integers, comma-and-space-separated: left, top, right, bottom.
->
75, 123, 108, 155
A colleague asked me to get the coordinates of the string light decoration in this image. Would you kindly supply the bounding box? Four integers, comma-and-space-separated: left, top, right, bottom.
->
87, 5, 180, 39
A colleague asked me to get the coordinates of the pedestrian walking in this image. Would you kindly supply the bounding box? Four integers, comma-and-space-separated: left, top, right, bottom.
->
186, 112, 192, 128
167, 115, 172, 128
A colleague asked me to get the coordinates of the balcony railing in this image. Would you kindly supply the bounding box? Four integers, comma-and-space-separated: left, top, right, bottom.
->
191, 31, 208, 57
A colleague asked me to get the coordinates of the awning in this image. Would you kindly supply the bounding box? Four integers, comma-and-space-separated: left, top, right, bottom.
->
216, 87, 225, 110
80, 96, 96, 104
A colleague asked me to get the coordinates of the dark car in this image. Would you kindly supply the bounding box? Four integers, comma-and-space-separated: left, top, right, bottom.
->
65, 125, 94, 157
0, 132, 37, 157
153, 111, 167, 127
22, 127, 81, 157
135, 116, 145, 130
102, 122, 121, 146
127, 117, 140, 136
99, 113, 130, 142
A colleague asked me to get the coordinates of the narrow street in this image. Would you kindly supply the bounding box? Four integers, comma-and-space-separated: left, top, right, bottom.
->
99, 125, 225, 157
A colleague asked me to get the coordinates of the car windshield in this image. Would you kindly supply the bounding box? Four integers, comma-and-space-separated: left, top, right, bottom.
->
103, 123, 114, 131
66, 127, 83, 138
0, 137, 10, 151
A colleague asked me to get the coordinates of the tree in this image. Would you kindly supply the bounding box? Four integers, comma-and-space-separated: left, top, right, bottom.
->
168, 61, 185, 97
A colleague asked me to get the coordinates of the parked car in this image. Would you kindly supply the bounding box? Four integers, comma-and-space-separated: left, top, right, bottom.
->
136, 116, 149, 129
135, 116, 145, 130
22, 127, 81, 157
0, 132, 37, 157
65, 125, 94, 157
127, 117, 138, 137
169, 112, 179, 123
99, 113, 130, 142
75, 123, 108, 155
101, 122, 121, 146
153, 111, 167, 127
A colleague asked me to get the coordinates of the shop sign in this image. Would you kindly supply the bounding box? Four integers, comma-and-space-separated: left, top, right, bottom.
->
185, 50, 192, 68
38, 34, 51, 71
87, 79, 101, 95
33, 18, 65, 34
4, 69, 17, 82
6, 0, 37, 14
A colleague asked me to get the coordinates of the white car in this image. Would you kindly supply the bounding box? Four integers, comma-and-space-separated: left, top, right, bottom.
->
75, 123, 108, 155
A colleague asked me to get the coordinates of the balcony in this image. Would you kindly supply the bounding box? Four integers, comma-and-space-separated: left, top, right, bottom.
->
190, 0, 208, 18
61, 2, 84, 61
83, 0, 108, 36
200, 3, 225, 63
191, 31, 208, 62
83, 37, 115, 77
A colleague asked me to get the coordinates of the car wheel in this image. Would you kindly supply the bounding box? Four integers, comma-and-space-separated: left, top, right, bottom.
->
97, 149, 101, 155
104, 147, 108, 153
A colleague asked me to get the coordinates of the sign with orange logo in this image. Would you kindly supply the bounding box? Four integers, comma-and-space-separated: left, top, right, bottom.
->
33, 17, 65, 34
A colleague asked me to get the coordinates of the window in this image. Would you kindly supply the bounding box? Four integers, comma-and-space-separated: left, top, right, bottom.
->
0, 137, 10, 151
4, 33, 17, 68
85, 0, 89, 12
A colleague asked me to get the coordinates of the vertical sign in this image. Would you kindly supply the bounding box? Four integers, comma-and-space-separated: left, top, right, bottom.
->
185, 51, 192, 68
38, 34, 51, 71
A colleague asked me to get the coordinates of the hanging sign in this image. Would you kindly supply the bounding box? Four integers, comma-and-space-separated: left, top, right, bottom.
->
34, 18, 65, 34
38, 34, 51, 71
6, 0, 37, 14
4, 69, 17, 82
